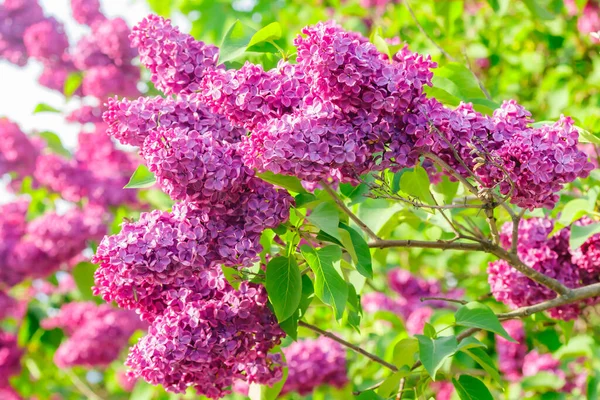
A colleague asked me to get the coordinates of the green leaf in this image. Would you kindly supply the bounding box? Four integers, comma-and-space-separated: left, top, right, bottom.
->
221, 266, 241, 290
279, 312, 299, 340
248, 22, 282, 48
486, 0, 500, 11
37, 131, 70, 158
462, 348, 501, 382
295, 193, 317, 208
523, 0, 556, 20
423, 323, 437, 338
300, 245, 347, 319
456, 337, 487, 352
72, 262, 96, 301
570, 223, 600, 250
124, 165, 156, 189
345, 283, 361, 331
146, 0, 172, 16
257, 171, 307, 193
370, 28, 391, 60
307, 202, 341, 240
428, 63, 497, 105
339, 223, 373, 278
452, 375, 494, 400
559, 198, 594, 226
219, 20, 256, 64
399, 166, 435, 205
64, 72, 82, 97
266, 256, 302, 322
521, 371, 566, 391
392, 338, 419, 369
376, 368, 410, 398
33, 103, 60, 114
130, 382, 156, 400
416, 335, 458, 379
432, 175, 459, 204
454, 302, 516, 342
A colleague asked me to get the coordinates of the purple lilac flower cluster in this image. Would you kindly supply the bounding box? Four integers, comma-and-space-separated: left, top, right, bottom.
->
361, 269, 462, 334
42, 302, 146, 368
0, 291, 18, 320
0, 331, 22, 387
496, 320, 587, 394
0, 118, 40, 177
94, 15, 296, 398
565, 0, 600, 42
488, 218, 600, 320
0, 0, 138, 99
0, 201, 105, 288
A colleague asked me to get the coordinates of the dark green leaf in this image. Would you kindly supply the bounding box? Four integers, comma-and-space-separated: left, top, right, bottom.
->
279, 312, 299, 340
266, 256, 302, 322
345, 283, 361, 331
486, 0, 500, 12
307, 202, 341, 240
452, 375, 494, 400
570, 223, 600, 250
257, 171, 307, 193
462, 348, 501, 382
124, 165, 156, 189
37, 131, 70, 158
399, 166, 435, 205
454, 302, 516, 342
295, 193, 317, 208
219, 20, 256, 64
416, 335, 458, 379
72, 262, 97, 301
339, 223, 373, 278
300, 245, 347, 319
33, 103, 60, 114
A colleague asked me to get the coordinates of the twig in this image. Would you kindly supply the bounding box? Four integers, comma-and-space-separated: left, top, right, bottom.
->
64, 369, 104, 400
420, 296, 468, 305
369, 239, 484, 251
298, 321, 398, 372
320, 181, 380, 241
510, 209, 526, 255
461, 48, 492, 101
404, 0, 456, 61
397, 378, 406, 400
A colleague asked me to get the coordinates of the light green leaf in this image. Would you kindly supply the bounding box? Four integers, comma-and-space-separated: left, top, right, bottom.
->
33, 103, 60, 114
462, 348, 501, 383
452, 375, 494, 400
521, 371, 566, 391
300, 245, 347, 319
376, 368, 410, 398
124, 165, 156, 189
454, 302, 516, 342
456, 337, 487, 352
64, 72, 82, 98
416, 335, 458, 379
72, 262, 96, 301
400, 166, 435, 205
130, 382, 156, 400
523, 0, 556, 20
432, 175, 459, 204
339, 223, 373, 278
307, 202, 341, 240
570, 223, 600, 250
248, 22, 282, 48
393, 338, 419, 369
559, 198, 594, 226
146, 0, 172, 16
38, 131, 70, 158
219, 20, 256, 64
257, 171, 307, 193
370, 28, 391, 60
266, 256, 302, 322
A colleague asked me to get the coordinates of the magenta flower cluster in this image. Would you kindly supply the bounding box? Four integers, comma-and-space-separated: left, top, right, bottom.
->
0, 331, 22, 387
0, 200, 105, 288
361, 269, 462, 334
280, 337, 348, 395
42, 302, 146, 368
496, 320, 587, 394
0, 0, 138, 99
488, 217, 600, 320
0, 118, 39, 178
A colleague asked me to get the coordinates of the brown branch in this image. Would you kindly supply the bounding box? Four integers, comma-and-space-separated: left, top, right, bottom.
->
320, 181, 380, 241
420, 296, 468, 305
298, 321, 398, 372
369, 239, 485, 251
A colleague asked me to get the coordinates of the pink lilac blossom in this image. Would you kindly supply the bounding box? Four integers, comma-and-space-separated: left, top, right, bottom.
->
117, 370, 137, 392
125, 280, 284, 399
70, 0, 105, 26
91, 18, 135, 66
488, 218, 600, 320
38, 60, 79, 93
82, 64, 139, 99
43, 302, 146, 368
280, 337, 348, 395
130, 14, 219, 95
0, 386, 22, 400
405, 307, 434, 335
496, 320, 527, 381
22, 17, 69, 63
0, 0, 45, 65
0, 291, 18, 320
0, 331, 22, 386
578, 1, 600, 42
66, 105, 105, 124
0, 118, 39, 177
430, 381, 455, 400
